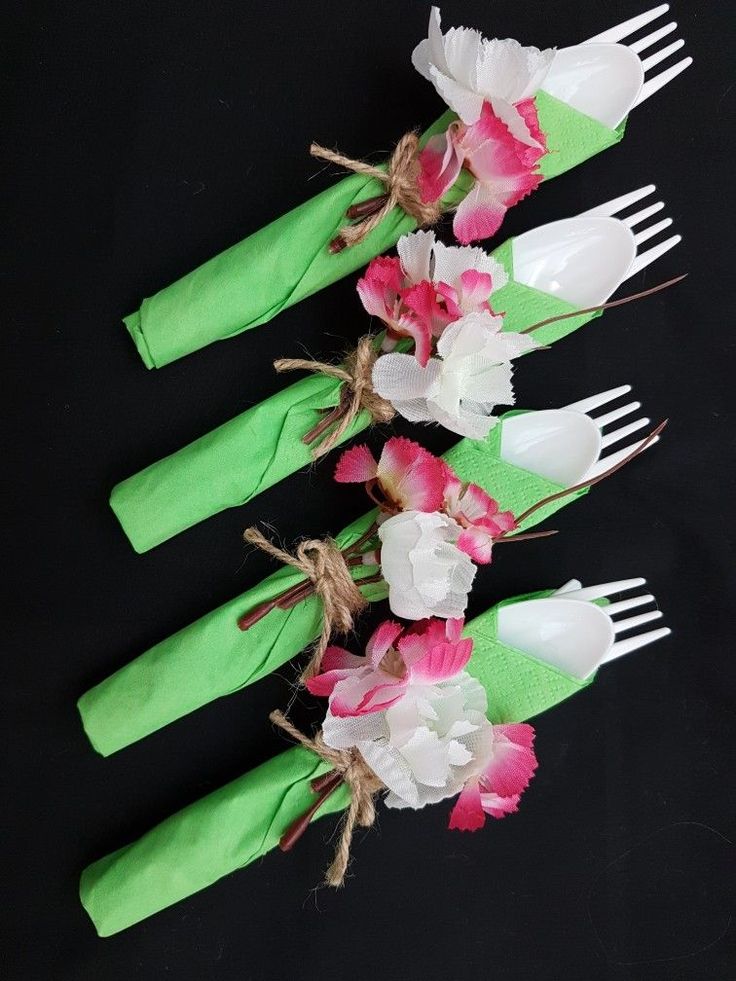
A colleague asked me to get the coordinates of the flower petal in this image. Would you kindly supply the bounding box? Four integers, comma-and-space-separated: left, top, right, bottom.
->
334, 444, 378, 484
448, 779, 487, 831
397, 229, 436, 285
411, 638, 474, 682
377, 436, 448, 512
482, 723, 538, 798
365, 619, 405, 669
418, 129, 463, 203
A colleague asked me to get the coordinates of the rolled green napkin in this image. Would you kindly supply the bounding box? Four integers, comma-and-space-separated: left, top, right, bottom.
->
80, 419, 589, 757
80, 587, 593, 936
125, 92, 622, 369
111, 235, 602, 554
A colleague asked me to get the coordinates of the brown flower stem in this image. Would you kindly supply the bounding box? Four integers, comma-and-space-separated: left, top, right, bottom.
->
277, 569, 383, 614
510, 419, 668, 528
345, 193, 390, 220
329, 235, 347, 254
520, 274, 687, 335
237, 600, 279, 631
342, 521, 380, 558
279, 771, 344, 852
311, 769, 339, 793
492, 529, 559, 544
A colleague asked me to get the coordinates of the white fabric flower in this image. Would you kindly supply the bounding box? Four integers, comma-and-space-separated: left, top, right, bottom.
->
322, 671, 494, 809
372, 310, 538, 440
378, 509, 476, 620
412, 7, 555, 132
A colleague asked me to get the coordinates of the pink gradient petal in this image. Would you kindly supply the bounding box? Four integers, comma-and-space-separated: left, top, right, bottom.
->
334, 444, 378, 484
480, 792, 521, 818
397, 618, 446, 667
459, 269, 493, 308
435, 282, 464, 323
411, 638, 474, 682
457, 526, 494, 565
377, 437, 447, 512
365, 620, 405, 669
481, 724, 538, 798
320, 645, 367, 673
449, 780, 487, 831
514, 98, 547, 152
402, 280, 453, 355
418, 129, 463, 203
453, 187, 508, 246
394, 309, 433, 368
445, 617, 465, 643
356, 256, 404, 320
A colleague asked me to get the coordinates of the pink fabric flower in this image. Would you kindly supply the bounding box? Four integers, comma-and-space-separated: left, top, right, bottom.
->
443, 473, 517, 564
306, 617, 473, 717
419, 99, 547, 244
448, 722, 538, 830
334, 436, 449, 513
357, 256, 433, 367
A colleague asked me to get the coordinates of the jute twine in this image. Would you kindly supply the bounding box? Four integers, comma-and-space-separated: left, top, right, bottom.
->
311, 131, 443, 248
243, 527, 368, 681
274, 335, 395, 459
270, 710, 384, 887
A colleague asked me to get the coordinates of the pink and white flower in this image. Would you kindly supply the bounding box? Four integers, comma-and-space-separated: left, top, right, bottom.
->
420, 100, 548, 244
334, 436, 448, 513
371, 310, 538, 439
357, 230, 508, 365
378, 509, 476, 620
412, 7, 554, 126
444, 475, 517, 564
449, 722, 538, 829
306, 617, 472, 717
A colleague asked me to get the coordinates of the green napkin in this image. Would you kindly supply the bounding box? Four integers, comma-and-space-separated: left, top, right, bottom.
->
125, 93, 623, 369
111, 235, 602, 554
80, 419, 588, 757
79, 587, 593, 936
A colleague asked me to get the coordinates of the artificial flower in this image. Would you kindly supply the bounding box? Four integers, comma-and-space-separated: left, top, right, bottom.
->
443, 474, 517, 564
449, 723, 538, 829
412, 7, 554, 126
420, 101, 547, 244
306, 617, 472, 717
357, 230, 508, 365
322, 669, 492, 810
371, 310, 538, 439
378, 509, 476, 620
334, 435, 448, 512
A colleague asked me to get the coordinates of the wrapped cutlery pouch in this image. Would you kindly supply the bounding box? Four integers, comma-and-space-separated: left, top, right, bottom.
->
111, 237, 602, 554
125, 87, 622, 369
80, 418, 589, 757
79, 588, 593, 937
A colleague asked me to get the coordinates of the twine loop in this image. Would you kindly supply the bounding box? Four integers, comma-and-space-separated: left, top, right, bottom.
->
270, 710, 384, 886
311, 131, 443, 248
274, 335, 395, 459
244, 528, 368, 680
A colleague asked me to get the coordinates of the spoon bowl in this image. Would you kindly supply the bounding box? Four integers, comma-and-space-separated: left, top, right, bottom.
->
500, 409, 602, 486
511, 216, 636, 307
541, 43, 644, 128
497, 597, 615, 679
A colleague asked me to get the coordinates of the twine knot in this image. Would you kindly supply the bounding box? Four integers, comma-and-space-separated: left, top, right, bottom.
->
243, 528, 368, 681
270, 710, 384, 886
311, 131, 443, 250
274, 335, 395, 459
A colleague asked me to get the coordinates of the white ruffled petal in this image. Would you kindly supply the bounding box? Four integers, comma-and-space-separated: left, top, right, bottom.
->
372, 352, 440, 401
396, 229, 436, 285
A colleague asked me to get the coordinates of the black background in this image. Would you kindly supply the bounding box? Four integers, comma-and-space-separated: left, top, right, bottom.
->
4, 1, 736, 978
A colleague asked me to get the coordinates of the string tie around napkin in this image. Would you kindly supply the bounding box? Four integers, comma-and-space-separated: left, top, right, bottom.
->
274, 335, 395, 459
270, 709, 384, 886
243, 527, 368, 681
310, 132, 443, 250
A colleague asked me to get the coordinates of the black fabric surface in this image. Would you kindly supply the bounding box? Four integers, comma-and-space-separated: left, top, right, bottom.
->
4, 1, 735, 977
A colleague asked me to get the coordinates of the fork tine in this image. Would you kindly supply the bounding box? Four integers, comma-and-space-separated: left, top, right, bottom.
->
642, 37, 685, 70
557, 578, 647, 601
577, 185, 655, 218
605, 594, 655, 614
555, 579, 583, 594
612, 609, 663, 633
600, 417, 650, 448
634, 217, 673, 245
602, 626, 671, 663
562, 384, 631, 414
584, 4, 669, 44
594, 401, 641, 428
623, 201, 664, 227
587, 435, 660, 480
623, 234, 682, 280
633, 57, 693, 109
629, 21, 677, 54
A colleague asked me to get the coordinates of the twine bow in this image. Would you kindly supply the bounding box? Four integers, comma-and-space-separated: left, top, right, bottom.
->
311, 131, 443, 251
243, 527, 368, 681
274, 335, 395, 459
270, 709, 384, 887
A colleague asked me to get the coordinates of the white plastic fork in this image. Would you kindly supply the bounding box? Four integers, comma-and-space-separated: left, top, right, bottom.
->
499, 578, 670, 679
584, 4, 692, 111
578, 184, 681, 280
500, 384, 659, 486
